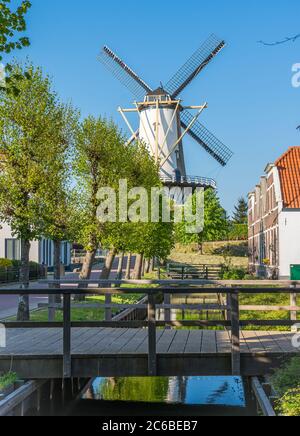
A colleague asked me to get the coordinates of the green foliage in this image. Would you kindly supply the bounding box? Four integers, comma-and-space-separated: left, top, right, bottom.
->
221, 268, 247, 280
277, 388, 300, 416
0, 0, 31, 60
232, 197, 248, 225
271, 357, 300, 396
0, 62, 76, 242
0, 372, 17, 391
0, 0, 32, 94
228, 223, 248, 241
175, 188, 229, 246
0, 258, 13, 268
271, 358, 300, 416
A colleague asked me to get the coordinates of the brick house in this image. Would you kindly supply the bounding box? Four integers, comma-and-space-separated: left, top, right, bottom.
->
248, 147, 300, 279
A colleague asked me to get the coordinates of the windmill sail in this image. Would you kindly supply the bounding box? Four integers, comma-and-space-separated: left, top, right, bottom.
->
99, 46, 152, 100
181, 110, 233, 167
165, 34, 225, 98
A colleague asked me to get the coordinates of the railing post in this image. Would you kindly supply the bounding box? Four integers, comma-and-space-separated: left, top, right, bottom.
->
290, 285, 297, 332
230, 291, 240, 376
148, 292, 157, 376
63, 293, 72, 379
105, 294, 112, 322
164, 293, 171, 327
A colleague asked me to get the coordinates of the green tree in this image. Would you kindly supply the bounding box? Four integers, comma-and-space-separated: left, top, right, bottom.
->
74, 116, 135, 282
0, 62, 73, 320
0, 0, 31, 93
175, 188, 229, 252
232, 197, 248, 225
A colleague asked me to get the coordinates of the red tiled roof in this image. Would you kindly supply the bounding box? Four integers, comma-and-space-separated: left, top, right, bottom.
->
275, 147, 300, 209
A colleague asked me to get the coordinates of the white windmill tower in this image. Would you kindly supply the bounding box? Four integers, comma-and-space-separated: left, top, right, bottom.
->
100, 35, 233, 192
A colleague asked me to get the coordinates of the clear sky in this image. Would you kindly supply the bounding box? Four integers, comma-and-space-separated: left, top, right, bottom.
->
8, 0, 300, 213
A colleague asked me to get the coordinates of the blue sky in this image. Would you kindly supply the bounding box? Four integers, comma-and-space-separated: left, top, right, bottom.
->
8, 0, 300, 213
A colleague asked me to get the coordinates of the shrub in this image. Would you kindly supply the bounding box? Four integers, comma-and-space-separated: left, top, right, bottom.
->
0, 372, 18, 391
271, 357, 300, 396
271, 358, 300, 416
0, 259, 13, 269
221, 268, 247, 280
277, 387, 300, 416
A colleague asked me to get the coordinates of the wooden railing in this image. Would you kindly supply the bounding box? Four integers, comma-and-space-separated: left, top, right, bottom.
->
1, 281, 300, 379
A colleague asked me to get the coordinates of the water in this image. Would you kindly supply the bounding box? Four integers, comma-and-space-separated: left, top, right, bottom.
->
34, 377, 258, 416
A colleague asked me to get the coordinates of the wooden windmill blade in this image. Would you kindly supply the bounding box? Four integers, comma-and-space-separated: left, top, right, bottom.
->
99, 46, 153, 101
181, 110, 233, 167
165, 34, 225, 99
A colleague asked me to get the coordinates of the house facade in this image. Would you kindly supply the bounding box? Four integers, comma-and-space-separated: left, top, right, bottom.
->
0, 222, 72, 269
248, 147, 300, 279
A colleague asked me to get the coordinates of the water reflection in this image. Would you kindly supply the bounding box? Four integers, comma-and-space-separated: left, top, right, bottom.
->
83, 377, 246, 408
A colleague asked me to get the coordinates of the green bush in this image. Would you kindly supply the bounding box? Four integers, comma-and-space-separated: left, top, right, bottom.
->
0, 258, 13, 268
221, 268, 247, 280
277, 388, 300, 416
0, 372, 18, 391
271, 357, 300, 396
271, 358, 300, 416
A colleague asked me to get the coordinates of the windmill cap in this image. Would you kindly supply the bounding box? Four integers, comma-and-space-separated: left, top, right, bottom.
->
147, 87, 169, 96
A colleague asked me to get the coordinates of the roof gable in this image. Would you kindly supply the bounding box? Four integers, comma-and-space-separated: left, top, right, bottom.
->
275, 147, 300, 208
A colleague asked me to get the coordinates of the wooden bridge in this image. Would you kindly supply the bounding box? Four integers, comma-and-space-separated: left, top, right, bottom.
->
0, 280, 299, 380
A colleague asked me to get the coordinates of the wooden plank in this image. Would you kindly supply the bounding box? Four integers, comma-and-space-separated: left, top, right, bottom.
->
216, 330, 231, 353
184, 330, 203, 354
156, 330, 177, 353
135, 329, 164, 354
168, 330, 189, 354
119, 329, 148, 353
63, 293, 71, 378
254, 332, 282, 353
201, 331, 217, 353
266, 331, 296, 353
241, 331, 265, 353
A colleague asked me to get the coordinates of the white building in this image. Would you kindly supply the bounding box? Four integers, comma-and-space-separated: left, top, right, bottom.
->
248, 146, 300, 279
0, 222, 71, 269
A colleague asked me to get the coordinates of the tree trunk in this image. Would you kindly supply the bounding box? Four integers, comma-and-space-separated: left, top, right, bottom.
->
145, 258, 150, 275
49, 240, 62, 321
116, 252, 124, 280
75, 248, 97, 301
125, 253, 132, 279
17, 239, 31, 321
149, 257, 155, 273
133, 253, 144, 280
100, 248, 117, 280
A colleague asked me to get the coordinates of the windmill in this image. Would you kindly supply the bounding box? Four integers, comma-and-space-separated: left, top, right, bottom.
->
99, 34, 233, 191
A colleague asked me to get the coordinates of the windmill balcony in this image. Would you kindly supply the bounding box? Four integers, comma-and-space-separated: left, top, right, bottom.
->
160, 175, 217, 190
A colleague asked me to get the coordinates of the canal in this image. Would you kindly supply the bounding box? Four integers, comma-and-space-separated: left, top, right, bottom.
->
31, 377, 258, 416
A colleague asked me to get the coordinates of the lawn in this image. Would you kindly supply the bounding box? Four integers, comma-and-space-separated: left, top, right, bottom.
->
174, 292, 300, 331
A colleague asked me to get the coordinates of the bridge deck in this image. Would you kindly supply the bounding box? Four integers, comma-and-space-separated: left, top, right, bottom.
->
0, 328, 298, 379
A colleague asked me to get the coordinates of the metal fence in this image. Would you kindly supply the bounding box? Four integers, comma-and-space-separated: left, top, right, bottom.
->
0, 265, 46, 284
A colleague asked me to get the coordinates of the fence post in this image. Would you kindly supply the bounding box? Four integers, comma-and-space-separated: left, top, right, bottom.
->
63, 293, 72, 379
230, 291, 240, 376
105, 294, 112, 322
290, 285, 297, 332
164, 292, 171, 320
148, 292, 157, 376
48, 283, 56, 322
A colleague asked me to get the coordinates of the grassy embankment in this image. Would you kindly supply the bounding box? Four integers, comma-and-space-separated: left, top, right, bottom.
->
20, 273, 159, 322
170, 242, 300, 331
271, 358, 300, 416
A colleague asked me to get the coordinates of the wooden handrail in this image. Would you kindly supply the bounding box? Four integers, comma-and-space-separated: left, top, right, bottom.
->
1, 285, 299, 378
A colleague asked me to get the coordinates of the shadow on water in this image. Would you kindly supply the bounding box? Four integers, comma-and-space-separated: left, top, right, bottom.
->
34, 377, 258, 416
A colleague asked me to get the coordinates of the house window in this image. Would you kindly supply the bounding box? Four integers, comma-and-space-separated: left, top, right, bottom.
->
5, 239, 21, 261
